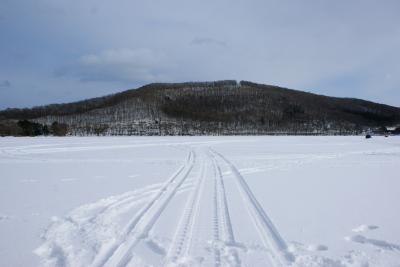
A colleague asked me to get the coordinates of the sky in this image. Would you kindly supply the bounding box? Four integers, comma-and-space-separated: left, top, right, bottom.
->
1, 0, 400, 109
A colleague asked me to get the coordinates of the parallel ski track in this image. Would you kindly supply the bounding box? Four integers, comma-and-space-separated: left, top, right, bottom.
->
86, 182, 194, 225
91, 149, 196, 267
210, 148, 295, 267
85, 184, 163, 223
86, 146, 294, 267
166, 151, 207, 265
209, 149, 241, 267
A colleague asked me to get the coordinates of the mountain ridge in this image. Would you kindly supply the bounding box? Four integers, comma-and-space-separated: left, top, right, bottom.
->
1, 80, 399, 136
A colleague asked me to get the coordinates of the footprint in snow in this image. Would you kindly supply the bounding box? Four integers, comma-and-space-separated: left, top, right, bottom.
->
145, 237, 166, 255
345, 235, 400, 251
288, 241, 328, 253
352, 224, 379, 233
307, 244, 329, 251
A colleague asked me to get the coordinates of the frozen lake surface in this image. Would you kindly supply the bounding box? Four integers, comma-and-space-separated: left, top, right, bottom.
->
0, 136, 399, 266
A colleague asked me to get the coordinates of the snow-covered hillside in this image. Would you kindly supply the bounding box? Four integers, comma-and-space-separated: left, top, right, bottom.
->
1, 136, 399, 266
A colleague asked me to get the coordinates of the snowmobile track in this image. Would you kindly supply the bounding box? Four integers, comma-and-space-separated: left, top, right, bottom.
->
166, 152, 207, 265
210, 148, 295, 267
91, 149, 196, 267
209, 150, 241, 267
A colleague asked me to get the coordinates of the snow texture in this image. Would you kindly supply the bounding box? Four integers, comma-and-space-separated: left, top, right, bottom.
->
0, 136, 400, 266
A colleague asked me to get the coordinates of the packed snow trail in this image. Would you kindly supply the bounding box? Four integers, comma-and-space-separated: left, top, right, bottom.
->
209, 150, 241, 267
165, 151, 207, 265
35, 145, 295, 267
1, 136, 396, 267
91, 149, 196, 267
45, 141, 400, 267
210, 148, 295, 267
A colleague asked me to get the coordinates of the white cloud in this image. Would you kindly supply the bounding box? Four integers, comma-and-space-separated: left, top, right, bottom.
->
2, 0, 400, 108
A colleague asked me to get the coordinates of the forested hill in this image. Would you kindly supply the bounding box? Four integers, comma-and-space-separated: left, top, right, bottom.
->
1, 80, 400, 136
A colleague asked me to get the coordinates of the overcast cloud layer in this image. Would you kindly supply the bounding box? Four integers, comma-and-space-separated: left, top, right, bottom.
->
1, 0, 399, 109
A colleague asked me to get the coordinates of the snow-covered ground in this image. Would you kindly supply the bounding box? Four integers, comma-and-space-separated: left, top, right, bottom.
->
1, 136, 400, 267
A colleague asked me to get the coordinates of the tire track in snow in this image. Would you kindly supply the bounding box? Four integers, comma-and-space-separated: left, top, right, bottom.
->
166, 151, 207, 265
209, 149, 241, 267
91, 149, 196, 267
212, 157, 222, 267
210, 148, 295, 267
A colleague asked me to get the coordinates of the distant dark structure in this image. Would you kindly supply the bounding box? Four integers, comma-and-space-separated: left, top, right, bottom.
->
386, 126, 400, 135
1, 80, 400, 136
365, 134, 372, 139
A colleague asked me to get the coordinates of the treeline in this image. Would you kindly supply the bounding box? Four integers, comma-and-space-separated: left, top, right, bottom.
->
0, 120, 68, 136
1, 80, 399, 136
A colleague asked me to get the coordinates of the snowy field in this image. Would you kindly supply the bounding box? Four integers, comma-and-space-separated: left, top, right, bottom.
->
0, 136, 400, 267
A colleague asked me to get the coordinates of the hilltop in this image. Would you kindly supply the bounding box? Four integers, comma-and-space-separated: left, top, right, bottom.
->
1, 80, 399, 135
